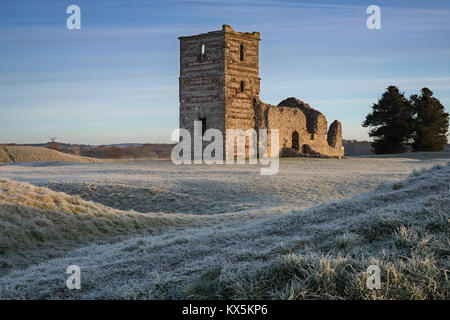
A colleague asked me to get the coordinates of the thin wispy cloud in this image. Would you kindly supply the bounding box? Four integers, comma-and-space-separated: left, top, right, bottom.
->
0, 0, 449, 143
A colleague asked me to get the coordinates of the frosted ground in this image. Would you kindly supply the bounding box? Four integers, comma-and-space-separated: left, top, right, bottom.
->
1, 156, 448, 215
0, 154, 449, 299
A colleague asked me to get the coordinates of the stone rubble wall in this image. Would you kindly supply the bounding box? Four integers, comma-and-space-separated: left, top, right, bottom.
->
327, 120, 343, 148
254, 97, 344, 158
179, 29, 226, 152
223, 27, 261, 160
278, 97, 328, 137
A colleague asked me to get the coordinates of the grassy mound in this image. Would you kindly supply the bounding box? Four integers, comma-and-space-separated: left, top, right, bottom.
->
0, 164, 448, 299
188, 165, 449, 300
0, 179, 233, 273
0, 147, 10, 163
0, 146, 101, 164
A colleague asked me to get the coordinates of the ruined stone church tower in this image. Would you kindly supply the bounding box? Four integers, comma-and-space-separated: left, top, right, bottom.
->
179, 25, 344, 158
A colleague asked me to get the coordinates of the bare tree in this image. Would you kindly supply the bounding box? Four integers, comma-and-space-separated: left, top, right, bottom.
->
47, 137, 61, 152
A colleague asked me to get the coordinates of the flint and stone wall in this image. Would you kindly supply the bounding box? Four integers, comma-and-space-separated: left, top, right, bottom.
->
223, 26, 260, 159
179, 28, 226, 155
254, 97, 344, 157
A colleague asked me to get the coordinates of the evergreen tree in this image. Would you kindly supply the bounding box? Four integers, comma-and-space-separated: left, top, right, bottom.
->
411, 88, 449, 152
362, 86, 414, 154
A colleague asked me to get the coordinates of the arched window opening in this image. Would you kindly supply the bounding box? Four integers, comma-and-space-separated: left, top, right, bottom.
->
199, 43, 206, 61
240, 81, 245, 92
292, 131, 299, 151
240, 43, 244, 61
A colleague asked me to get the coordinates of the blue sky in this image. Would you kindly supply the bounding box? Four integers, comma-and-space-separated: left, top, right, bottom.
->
1, 0, 449, 144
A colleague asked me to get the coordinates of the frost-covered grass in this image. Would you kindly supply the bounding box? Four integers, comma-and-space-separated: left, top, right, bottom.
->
0, 179, 254, 274
0, 160, 448, 299
1, 156, 448, 215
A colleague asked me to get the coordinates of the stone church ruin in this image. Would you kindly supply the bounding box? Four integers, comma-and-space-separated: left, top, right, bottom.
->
179, 25, 344, 159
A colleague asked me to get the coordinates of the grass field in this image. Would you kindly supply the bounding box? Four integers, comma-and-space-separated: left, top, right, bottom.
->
0, 152, 448, 299
0, 146, 101, 164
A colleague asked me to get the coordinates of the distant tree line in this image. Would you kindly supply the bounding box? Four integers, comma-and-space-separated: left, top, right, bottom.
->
342, 140, 373, 156
43, 142, 174, 159
363, 86, 449, 154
